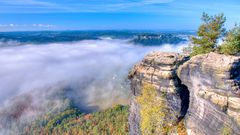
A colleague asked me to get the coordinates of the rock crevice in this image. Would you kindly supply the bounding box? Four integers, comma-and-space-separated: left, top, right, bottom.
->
128, 52, 189, 134
178, 52, 240, 135
128, 52, 240, 135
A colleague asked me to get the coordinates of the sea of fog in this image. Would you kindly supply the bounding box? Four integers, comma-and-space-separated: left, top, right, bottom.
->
0, 32, 190, 134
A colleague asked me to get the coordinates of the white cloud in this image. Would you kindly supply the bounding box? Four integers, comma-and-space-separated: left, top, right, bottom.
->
0, 24, 56, 28
0, 0, 71, 12
0, 38, 188, 133
0, 24, 17, 27
143, 0, 174, 4
68, 0, 175, 12
32, 24, 56, 28
0, 39, 186, 111
0, 0, 175, 13
0, 0, 55, 6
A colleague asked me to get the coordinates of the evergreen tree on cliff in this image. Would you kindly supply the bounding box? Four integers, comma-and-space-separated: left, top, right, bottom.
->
190, 13, 226, 57
220, 24, 240, 55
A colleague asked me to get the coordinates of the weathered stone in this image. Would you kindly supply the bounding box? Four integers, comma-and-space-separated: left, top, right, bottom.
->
129, 98, 141, 135
128, 52, 189, 135
129, 52, 240, 135
178, 52, 240, 135
198, 90, 228, 109
227, 109, 240, 126
209, 93, 228, 108
129, 51, 240, 135
228, 97, 240, 110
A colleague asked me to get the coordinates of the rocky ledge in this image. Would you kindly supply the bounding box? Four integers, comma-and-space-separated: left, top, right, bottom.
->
128, 52, 240, 135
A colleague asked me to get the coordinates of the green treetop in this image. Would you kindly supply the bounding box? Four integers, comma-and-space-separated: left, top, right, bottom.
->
219, 24, 240, 55
190, 13, 226, 57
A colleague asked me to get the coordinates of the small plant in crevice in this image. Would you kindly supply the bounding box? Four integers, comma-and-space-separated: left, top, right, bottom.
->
221, 125, 233, 135
176, 119, 187, 135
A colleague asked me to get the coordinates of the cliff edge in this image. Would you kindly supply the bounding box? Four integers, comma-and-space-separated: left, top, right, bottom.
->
178, 52, 240, 135
128, 52, 240, 135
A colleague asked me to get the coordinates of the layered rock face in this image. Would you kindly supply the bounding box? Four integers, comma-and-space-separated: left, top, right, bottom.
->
178, 52, 240, 135
128, 52, 189, 135
129, 51, 240, 135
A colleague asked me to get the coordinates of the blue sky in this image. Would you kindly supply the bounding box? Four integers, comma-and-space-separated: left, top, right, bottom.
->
0, 0, 239, 31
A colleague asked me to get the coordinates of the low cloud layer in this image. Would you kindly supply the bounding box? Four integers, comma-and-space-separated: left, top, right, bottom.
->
0, 39, 187, 134
0, 39, 187, 107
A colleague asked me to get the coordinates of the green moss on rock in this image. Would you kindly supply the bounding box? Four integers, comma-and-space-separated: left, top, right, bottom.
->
137, 83, 176, 135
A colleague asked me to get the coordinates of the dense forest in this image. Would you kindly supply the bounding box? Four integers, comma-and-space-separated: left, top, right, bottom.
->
22, 105, 129, 135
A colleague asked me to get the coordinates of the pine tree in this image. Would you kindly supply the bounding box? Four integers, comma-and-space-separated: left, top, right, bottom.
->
219, 24, 240, 55
190, 13, 226, 57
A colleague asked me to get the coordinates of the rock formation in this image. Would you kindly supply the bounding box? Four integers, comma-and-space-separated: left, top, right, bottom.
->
128, 52, 240, 135
178, 52, 240, 135
128, 52, 189, 134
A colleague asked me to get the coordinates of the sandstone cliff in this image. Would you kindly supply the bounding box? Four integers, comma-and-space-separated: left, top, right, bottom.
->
128, 52, 240, 135
178, 52, 240, 135
128, 52, 189, 134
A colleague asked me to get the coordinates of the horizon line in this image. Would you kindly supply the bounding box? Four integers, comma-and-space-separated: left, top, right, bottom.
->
0, 29, 196, 33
